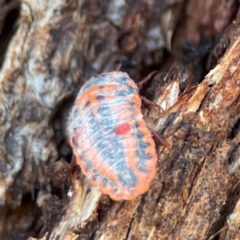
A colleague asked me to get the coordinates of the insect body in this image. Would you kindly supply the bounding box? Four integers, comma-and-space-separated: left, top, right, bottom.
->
67, 71, 157, 200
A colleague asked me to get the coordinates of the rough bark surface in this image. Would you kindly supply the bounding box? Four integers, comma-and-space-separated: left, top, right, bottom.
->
0, 0, 240, 240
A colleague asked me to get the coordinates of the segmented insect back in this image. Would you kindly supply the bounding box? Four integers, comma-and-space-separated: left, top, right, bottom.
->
67, 71, 157, 200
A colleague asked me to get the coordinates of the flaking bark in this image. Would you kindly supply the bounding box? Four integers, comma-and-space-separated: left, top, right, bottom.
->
0, 0, 240, 240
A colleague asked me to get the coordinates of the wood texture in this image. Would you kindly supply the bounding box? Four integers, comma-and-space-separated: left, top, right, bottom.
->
0, 0, 240, 240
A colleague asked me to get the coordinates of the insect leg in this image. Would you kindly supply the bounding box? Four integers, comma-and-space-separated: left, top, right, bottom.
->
150, 130, 171, 149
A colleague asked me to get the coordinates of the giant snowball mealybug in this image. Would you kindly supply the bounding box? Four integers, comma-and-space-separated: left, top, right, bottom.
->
67, 71, 158, 200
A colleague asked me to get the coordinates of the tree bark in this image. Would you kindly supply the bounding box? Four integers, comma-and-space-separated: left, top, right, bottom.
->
0, 0, 240, 240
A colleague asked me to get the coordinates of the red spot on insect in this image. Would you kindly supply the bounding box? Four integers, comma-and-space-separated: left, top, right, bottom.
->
115, 123, 131, 135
